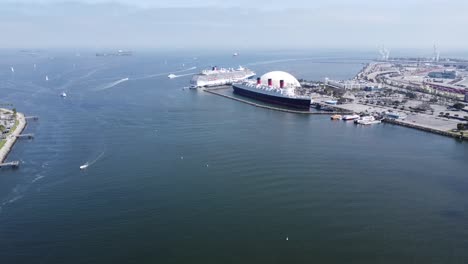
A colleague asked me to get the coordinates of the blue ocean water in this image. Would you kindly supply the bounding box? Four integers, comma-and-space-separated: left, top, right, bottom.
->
0, 49, 467, 263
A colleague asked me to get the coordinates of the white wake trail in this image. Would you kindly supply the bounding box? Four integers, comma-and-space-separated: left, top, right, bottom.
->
133, 67, 197, 81
82, 151, 106, 170
95, 78, 129, 91
88, 151, 105, 167
168, 72, 196, 79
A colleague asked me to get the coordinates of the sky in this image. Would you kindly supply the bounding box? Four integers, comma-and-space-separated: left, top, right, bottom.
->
1, 0, 467, 50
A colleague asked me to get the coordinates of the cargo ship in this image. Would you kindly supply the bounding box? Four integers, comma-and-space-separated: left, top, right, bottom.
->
190, 66, 255, 88
232, 71, 312, 109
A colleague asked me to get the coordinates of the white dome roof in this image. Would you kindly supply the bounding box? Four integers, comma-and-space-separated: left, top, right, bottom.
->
260, 71, 301, 88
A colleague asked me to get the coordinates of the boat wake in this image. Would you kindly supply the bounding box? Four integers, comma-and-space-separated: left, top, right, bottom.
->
95, 78, 129, 91
133, 67, 197, 81
168, 72, 196, 79
32, 175, 45, 183
81, 151, 105, 169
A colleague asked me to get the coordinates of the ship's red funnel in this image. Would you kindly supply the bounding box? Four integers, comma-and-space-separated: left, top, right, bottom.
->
268, 79, 272, 86
257, 77, 261, 84
280, 80, 284, 88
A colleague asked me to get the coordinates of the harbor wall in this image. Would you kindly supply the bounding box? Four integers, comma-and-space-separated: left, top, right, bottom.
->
382, 118, 467, 141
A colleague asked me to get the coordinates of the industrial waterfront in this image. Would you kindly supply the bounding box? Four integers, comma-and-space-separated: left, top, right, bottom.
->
0, 50, 467, 264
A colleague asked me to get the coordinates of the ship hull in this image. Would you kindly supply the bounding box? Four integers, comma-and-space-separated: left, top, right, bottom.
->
232, 85, 311, 109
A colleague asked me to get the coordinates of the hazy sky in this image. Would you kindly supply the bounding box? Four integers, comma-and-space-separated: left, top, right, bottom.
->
1, 0, 467, 50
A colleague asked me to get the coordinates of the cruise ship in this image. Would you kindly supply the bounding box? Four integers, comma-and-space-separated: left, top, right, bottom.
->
190, 66, 255, 88
232, 71, 312, 109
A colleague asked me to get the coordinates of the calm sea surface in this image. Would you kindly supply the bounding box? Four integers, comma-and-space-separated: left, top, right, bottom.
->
0, 50, 467, 263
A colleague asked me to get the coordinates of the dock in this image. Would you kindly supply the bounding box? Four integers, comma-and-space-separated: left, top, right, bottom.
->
16, 133, 34, 139
0, 161, 20, 169
203, 88, 351, 115
25, 116, 39, 121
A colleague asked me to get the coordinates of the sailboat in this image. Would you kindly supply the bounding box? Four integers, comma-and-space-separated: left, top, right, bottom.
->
10, 67, 14, 73
45, 75, 49, 81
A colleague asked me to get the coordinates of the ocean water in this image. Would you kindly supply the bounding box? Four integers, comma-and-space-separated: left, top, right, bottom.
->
0, 50, 467, 264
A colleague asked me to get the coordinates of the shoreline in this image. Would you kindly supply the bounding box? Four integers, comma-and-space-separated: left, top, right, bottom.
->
204, 88, 467, 141
325, 103, 468, 141
382, 118, 467, 141
0, 111, 27, 163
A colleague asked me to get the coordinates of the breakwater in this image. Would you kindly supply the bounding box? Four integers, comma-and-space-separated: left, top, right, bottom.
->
203, 88, 350, 115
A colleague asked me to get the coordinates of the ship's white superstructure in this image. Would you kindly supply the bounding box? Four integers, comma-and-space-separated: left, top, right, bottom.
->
190, 66, 255, 88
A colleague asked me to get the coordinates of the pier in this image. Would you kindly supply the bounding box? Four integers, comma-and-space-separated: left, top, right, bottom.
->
0, 161, 20, 169
25, 116, 39, 121
16, 133, 34, 139
203, 88, 351, 115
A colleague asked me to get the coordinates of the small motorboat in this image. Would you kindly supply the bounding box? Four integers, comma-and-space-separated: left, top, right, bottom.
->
60, 92, 67, 97
79, 163, 89, 170
330, 114, 342, 120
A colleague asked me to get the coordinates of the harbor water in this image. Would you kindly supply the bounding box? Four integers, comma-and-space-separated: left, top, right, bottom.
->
0, 50, 468, 263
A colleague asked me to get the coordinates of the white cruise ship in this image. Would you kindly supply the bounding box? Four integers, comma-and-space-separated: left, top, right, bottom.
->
190, 66, 255, 88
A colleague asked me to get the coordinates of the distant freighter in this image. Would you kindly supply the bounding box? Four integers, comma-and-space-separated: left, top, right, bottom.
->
232, 71, 312, 109
190, 66, 255, 88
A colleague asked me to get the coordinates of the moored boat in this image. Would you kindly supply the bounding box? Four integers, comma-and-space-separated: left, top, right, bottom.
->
355, 115, 381, 125
342, 114, 360, 121
331, 114, 342, 120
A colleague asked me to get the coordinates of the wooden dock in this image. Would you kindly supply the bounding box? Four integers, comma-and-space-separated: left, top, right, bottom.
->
0, 161, 20, 169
